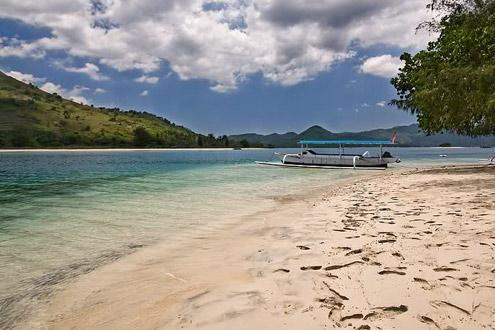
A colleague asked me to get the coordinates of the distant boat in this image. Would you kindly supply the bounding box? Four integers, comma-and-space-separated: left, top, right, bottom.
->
439, 154, 447, 158
259, 139, 400, 169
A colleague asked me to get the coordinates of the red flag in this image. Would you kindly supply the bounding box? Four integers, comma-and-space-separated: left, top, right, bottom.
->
391, 132, 398, 144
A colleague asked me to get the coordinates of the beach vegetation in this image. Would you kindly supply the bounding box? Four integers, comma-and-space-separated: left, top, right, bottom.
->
239, 139, 250, 148
133, 127, 152, 146
392, 0, 495, 136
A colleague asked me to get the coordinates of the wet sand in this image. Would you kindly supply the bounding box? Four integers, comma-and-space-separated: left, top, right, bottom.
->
22, 165, 495, 329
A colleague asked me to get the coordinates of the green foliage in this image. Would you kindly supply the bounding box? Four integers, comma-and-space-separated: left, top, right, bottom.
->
391, 0, 495, 136
439, 142, 452, 147
239, 139, 250, 148
10, 127, 37, 147
133, 127, 152, 146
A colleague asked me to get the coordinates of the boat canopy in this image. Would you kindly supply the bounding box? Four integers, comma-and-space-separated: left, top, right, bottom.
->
298, 140, 394, 145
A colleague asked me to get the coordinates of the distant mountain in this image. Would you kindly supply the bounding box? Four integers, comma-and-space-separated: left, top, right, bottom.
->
229, 124, 495, 147
0, 71, 232, 148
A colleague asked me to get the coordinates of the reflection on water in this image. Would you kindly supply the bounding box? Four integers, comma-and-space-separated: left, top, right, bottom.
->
0, 147, 491, 327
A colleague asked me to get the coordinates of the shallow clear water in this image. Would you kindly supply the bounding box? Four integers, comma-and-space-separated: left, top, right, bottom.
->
0, 147, 493, 324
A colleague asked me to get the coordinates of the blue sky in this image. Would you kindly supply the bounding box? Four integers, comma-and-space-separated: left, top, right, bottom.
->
0, 1, 433, 135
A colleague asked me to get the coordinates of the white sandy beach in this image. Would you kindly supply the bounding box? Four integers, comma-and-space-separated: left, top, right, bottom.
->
21, 165, 495, 329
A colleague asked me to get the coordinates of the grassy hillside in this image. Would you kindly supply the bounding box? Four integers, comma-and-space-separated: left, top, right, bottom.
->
0, 71, 228, 148
229, 124, 495, 147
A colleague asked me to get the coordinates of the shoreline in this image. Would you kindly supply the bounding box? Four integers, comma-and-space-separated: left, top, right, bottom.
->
18, 165, 495, 329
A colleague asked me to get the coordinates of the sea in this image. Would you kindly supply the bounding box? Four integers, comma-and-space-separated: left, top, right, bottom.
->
0, 147, 492, 326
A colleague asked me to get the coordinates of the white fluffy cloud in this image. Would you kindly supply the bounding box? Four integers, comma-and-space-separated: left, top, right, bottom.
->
5, 68, 91, 103
63, 62, 109, 81
140, 90, 149, 96
40, 82, 90, 104
135, 75, 159, 84
0, 0, 433, 91
0, 37, 45, 58
39, 81, 62, 94
5, 70, 46, 84
360, 55, 403, 78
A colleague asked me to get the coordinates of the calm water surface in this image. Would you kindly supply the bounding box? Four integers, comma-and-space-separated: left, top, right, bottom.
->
0, 147, 492, 325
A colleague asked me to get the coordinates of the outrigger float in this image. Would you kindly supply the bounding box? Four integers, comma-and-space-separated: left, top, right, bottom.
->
256, 139, 400, 169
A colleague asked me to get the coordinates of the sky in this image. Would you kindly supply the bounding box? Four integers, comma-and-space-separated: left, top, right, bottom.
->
0, 0, 436, 135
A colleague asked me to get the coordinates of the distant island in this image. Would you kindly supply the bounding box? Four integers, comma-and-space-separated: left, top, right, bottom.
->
228, 124, 495, 148
1, 70, 494, 149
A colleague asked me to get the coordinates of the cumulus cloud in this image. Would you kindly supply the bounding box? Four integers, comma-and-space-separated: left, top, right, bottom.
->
39, 82, 62, 94
3, 68, 91, 103
135, 75, 159, 84
63, 62, 109, 81
0, 37, 45, 58
94, 87, 106, 94
5, 70, 46, 84
0, 0, 433, 91
359, 55, 403, 78
140, 90, 149, 96
40, 82, 90, 104
376, 100, 387, 107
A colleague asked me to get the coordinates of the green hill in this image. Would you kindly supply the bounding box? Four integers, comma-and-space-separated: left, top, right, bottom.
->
229, 124, 495, 147
0, 71, 229, 148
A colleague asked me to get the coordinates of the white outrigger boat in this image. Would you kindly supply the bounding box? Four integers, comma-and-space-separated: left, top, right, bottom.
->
257, 139, 400, 169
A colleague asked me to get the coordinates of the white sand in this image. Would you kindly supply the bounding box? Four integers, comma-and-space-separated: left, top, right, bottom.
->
21, 165, 495, 329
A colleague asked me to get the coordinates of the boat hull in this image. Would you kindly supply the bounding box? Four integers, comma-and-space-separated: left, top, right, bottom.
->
276, 153, 399, 168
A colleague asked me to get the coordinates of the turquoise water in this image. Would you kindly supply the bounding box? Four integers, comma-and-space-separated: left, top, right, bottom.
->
0, 147, 492, 326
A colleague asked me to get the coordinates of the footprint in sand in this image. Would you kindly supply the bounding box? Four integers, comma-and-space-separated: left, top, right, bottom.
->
378, 239, 396, 243
296, 245, 310, 250
322, 281, 349, 300
378, 270, 406, 276
363, 305, 408, 321
325, 261, 364, 271
433, 266, 458, 272
340, 313, 363, 321
300, 265, 322, 271
413, 277, 433, 290
449, 258, 469, 264
273, 268, 290, 273
430, 300, 471, 315
419, 315, 440, 329
345, 249, 363, 256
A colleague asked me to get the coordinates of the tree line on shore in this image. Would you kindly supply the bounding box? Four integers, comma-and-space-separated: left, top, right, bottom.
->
3, 124, 263, 149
